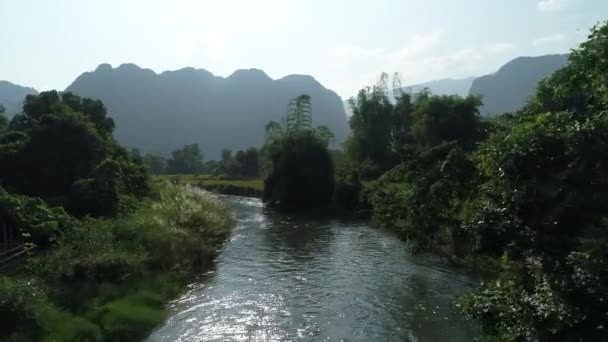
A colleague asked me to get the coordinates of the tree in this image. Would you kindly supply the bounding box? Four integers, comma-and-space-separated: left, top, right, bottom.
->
234, 147, 259, 178
12, 91, 114, 137
218, 148, 260, 178
2, 109, 108, 196
201, 160, 221, 175
457, 25, 608, 341
219, 149, 238, 176
346, 73, 482, 178
359, 21, 608, 341
345, 74, 407, 176
313, 125, 334, 147
0, 104, 7, 131
264, 119, 285, 145
264, 130, 335, 210
262, 95, 336, 210
0, 91, 148, 216
286, 94, 312, 131
166, 144, 204, 174
142, 153, 167, 174
409, 92, 482, 148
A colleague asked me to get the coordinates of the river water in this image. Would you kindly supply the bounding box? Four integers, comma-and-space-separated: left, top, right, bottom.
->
148, 196, 478, 341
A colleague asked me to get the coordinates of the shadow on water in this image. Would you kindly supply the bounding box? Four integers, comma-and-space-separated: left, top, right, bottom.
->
262, 208, 336, 261
147, 195, 479, 341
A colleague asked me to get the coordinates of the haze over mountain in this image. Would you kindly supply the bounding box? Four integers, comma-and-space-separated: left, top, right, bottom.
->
0, 53, 574, 153
66, 64, 349, 158
405, 77, 475, 97
0, 81, 37, 116
469, 54, 569, 115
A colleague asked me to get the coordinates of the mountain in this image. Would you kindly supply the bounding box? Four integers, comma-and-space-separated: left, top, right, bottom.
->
0, 81, 38, 117
470, 54, 569, 116
405, 77, 475, 97
66, 64, 349, 159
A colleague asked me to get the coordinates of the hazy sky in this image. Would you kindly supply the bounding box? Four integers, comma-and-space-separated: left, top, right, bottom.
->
0, 0, 606, 98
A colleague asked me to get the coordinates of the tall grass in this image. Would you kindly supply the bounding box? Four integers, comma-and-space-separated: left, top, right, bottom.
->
0, 182, 233, 341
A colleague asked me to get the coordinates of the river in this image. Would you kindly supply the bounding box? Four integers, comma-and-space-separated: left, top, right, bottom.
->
148, 196, 479, 341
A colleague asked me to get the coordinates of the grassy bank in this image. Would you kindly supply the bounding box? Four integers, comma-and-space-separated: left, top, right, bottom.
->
0, 182, 233, 341
161, 175, 264, 198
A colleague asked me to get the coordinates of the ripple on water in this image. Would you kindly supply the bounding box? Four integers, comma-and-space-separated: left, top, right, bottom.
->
147, 197, 478, 341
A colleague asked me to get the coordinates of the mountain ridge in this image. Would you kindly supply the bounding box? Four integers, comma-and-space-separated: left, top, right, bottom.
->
405, 77, 476, 97
469, 53, 569, 115
0, 80, 38, 116
66, 63, 349, 158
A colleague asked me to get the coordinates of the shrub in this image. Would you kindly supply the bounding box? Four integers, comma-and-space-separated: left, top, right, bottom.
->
0, 186, 74, 248
264, 130, 335, 210
112, 184, 233, 272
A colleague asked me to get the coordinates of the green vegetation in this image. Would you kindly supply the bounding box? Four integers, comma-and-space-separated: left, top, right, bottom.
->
165, 143, 204, 175
138, 144, 260, 180
2, 18, 607, 342
164, 175, 264, 197
219, 147, 260, 179
1, 183, 232, 341
0, 91, 147, 217
262, 94, 336, 210
350, 22, 608, 340
0, 104, 7, 130
0, 92, 232, 340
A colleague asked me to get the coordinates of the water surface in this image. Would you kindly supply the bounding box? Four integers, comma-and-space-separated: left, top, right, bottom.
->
148, 196, 478, 341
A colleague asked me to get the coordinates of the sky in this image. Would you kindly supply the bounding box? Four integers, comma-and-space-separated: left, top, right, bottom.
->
0, 0, 607, 98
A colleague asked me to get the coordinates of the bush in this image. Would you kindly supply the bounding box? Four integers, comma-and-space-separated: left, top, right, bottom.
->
0, 186, 74, 248
68, 156, 149, 217
264, 130, 335, 210
6, 183, 233, 340
112, 183, 233, 272
0, 276, 101, 342
91, 292, 166, 341
459, 111, 608, 340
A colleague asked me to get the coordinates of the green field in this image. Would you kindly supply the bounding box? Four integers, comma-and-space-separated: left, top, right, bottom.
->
159, 175, 264, 197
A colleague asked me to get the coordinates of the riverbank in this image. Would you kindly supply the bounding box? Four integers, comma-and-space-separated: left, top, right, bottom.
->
161, 175, 264, 198
0, 183, 233, 341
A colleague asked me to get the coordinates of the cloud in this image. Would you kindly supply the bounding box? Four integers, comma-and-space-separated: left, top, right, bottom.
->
388, 39, 514, 81
328, 30, 520, 97
393, 31, 442, 58
334, 31, 440, 60
533, 33, 567, 46
170, 31, 229, 62
484, 43, 516, 54
333, 45, 385, 58
414, 48, 483, 77
537, 0, 578, 12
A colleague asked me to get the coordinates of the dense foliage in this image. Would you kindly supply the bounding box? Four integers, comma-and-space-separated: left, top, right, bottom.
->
165, 143, 204, 175
360, 22, 608, 341
0, 92, 233, 340
264, 130, 335, 209
345, 73, 483, 179
138, 144, 258, 177
0, 104, 7, 131
1, 183, 232, 341
220, 147, 260, 178
263, 95, 336, 210
0, 91, 148, 217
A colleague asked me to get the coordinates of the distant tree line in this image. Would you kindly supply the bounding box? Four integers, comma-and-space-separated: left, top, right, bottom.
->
136, 143, 260, 179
